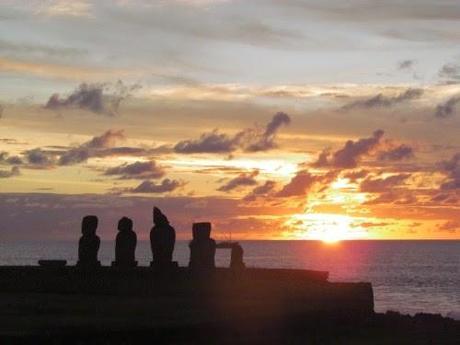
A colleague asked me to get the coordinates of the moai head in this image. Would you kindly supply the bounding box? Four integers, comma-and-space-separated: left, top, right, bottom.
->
192, 222, 211, 241
82, 215, 98, 236
118, 217, 133, 232
153, 207, 169, 226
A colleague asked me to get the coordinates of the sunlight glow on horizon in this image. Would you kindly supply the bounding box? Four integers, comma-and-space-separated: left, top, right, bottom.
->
288, 213, 369, 243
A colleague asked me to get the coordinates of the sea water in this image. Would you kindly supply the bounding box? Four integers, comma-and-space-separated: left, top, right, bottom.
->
0, 240, 458, 319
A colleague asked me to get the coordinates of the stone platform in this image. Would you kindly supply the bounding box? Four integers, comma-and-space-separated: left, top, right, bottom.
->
0, 266, 374, 337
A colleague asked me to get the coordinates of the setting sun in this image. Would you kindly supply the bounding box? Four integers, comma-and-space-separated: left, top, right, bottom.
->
289, 213, 368, 243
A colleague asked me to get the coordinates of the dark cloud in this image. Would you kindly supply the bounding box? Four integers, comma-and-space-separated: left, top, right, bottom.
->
378, 144, 414, 161
364, 191, 417, 205
312, 148, 331, 168
276, 170, 336, 198
314, 130, 384, 169
45, 81, 140, 116
217, 170, 259, 192
59, 130, 125, 165
0, 192, 302, 241
244, 112, 291, 152
174, 112, 291, 154
0, 104, 3, 118
0, 39, 87, 59
430, 193, 458, 204
360, 174, 411, 193
435, 95, 460, 118
438, 152, 460, 190
343, 169, 370, 182
355, 222, 391, 228
174, 130, 238, 154
1, 130, 166, 170
0, 166, 20, 178
342, 88, 423, 110
130, 179, 185, 194
86, 129, 125, 149
0, 151, 23, 165
398, 60, 415, 70
438, 220, 460, 233
438, 63, 460, 83
105, 160, 165, 180
24, 148, 56, 168
243, 180, 277, 201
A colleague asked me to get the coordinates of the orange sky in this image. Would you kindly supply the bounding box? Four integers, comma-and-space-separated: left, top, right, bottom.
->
1, 1, 460, 241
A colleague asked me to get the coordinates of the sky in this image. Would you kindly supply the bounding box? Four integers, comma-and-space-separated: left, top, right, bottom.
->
1, 0, 460, 242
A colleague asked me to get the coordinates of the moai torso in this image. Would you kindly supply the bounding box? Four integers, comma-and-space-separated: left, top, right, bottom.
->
115, 230, 137, 264
189, 222, 216, 270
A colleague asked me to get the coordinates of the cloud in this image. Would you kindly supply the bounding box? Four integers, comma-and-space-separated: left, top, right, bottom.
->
343, 169, 369, 182
0, 57, 141, 82
217, 170, 259, 192
45, 81, 140, 116
342, 88, 423, 110
85, 129, 125, 148
24, 148, 56, 168
2, 130, 166, 170
378, 144, 414, 161
398, 60, 415, 70
364, 191, 417, 205
59, 129, 125, 165
314, 130, 384, 169
244, 111, 291, 152
174, 112, 291, 154
0, 104, 3, 118
130, 178, 185, 193
0, 152, 23, 165
435, 95, 460, 118
431, 193, 458, 205
0, 192, 301, 241
0, 166, 20, 178
438, 152, 460, 190
243, 180, 277, 201
438, 220, 460, 233
360, 174, 411, 193
438, 63, 460, 83
174, 129, 238, 154
36, 0, 92, 18
104, 160, 165, 179
276, 170, 336, 198
0, 39, 87, 60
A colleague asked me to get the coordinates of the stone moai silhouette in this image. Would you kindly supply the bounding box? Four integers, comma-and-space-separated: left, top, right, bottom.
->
189, 222, 216, 270
113, 217, 137, 267
77, 215, 101, 267
230, 243, 245, 270
150, 207, 176, 267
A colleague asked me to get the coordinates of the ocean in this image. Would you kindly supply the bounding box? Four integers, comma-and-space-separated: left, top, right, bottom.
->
0, 240, 458, 319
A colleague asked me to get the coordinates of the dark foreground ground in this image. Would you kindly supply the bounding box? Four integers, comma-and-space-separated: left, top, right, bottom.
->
0, 292, 458, 345
0, 267, 457, 344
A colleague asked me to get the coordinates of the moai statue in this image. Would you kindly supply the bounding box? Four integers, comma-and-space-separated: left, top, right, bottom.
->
230, 243, 245, 270
112, 217, 137, 267
77, 215, 101, 267
189, 222, 216, 270
150, 207, 176, 267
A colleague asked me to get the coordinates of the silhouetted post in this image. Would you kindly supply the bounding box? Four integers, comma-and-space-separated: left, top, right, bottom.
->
112, 217, 137, 268
189, 222, 216, 270
230, 243, 245, 270
150, 207, 177, 268
77, 215, 101, 268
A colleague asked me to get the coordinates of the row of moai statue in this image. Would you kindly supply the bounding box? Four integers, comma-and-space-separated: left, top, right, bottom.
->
77, 207, 245, 270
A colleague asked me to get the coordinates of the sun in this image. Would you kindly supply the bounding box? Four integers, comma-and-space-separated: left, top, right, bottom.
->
288, 213, 366, 243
